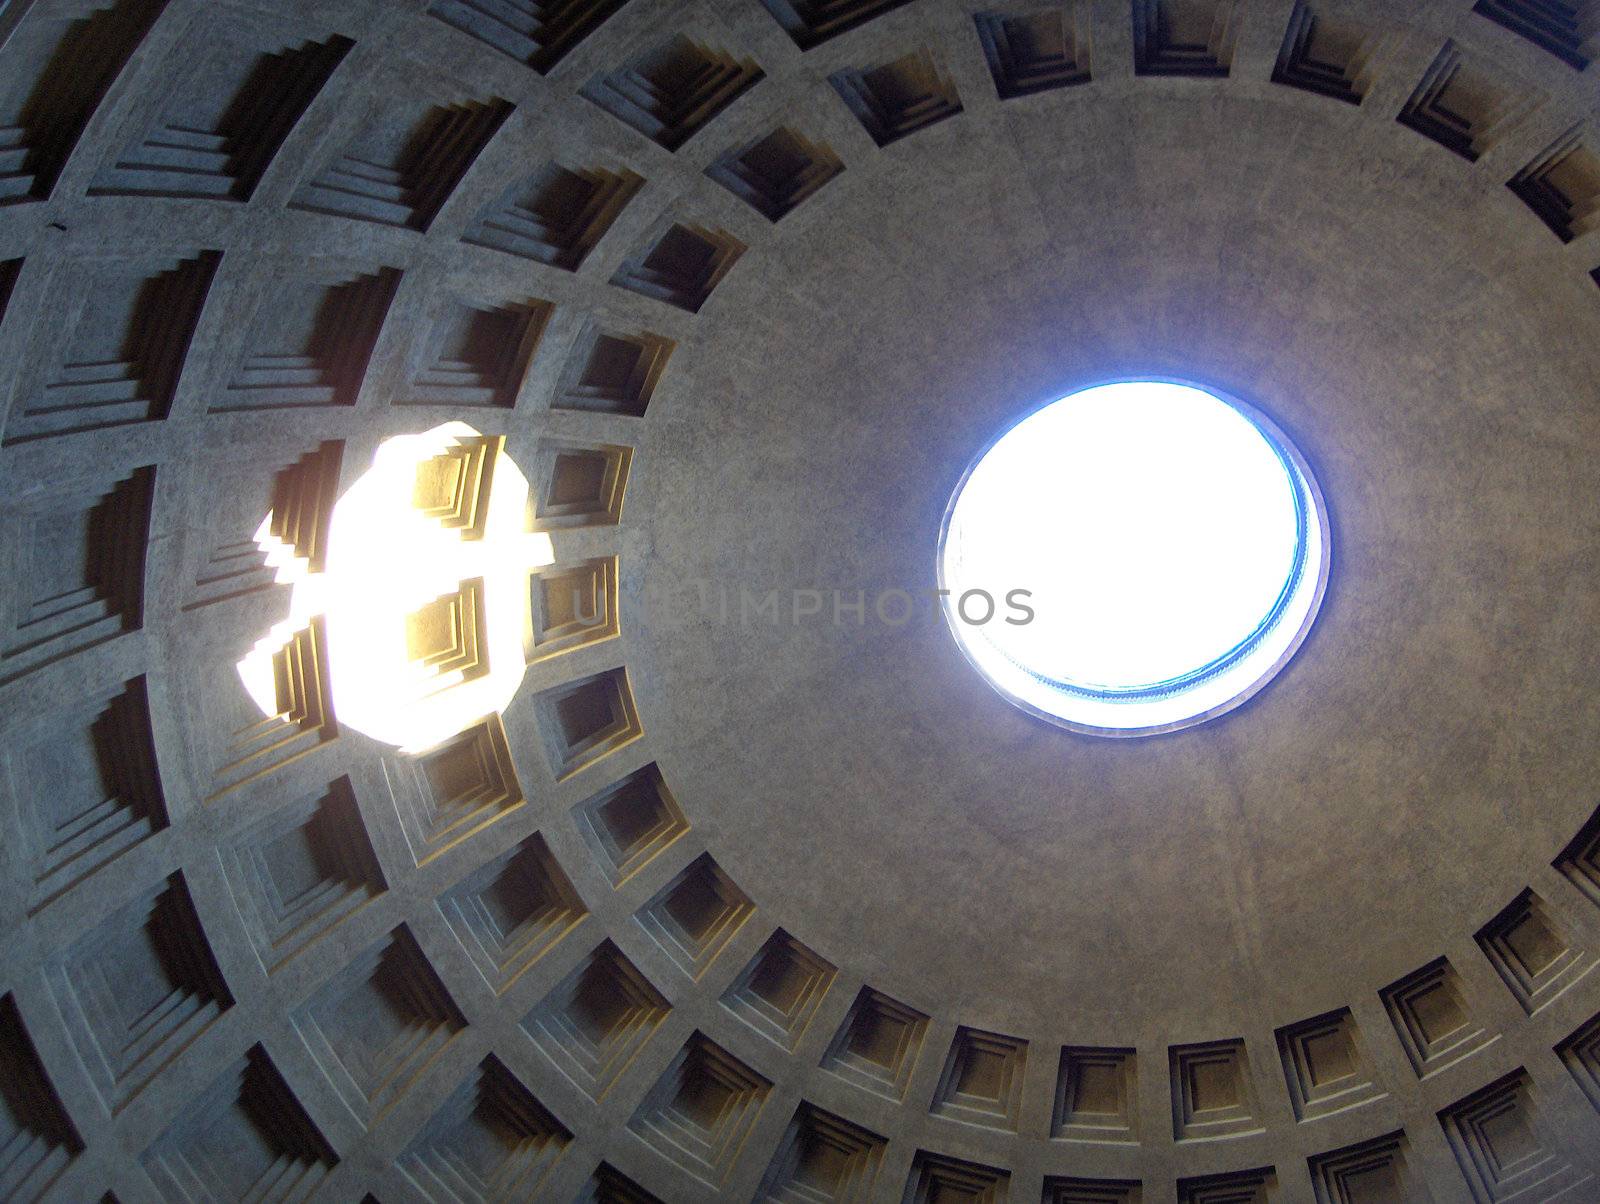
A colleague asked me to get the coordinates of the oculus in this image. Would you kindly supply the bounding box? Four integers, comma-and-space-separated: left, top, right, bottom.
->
938, 380, 1329, 737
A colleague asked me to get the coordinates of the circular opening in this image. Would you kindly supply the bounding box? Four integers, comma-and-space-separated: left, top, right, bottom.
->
938, 380, 1330, 737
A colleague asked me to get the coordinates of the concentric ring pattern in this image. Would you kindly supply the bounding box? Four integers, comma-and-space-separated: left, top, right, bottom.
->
2, 1, 1600, 1202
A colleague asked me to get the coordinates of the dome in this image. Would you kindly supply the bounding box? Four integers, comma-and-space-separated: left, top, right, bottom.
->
2, 1, 1600, 1201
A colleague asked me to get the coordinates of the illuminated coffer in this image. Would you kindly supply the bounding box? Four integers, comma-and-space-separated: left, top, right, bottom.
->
234, 423, 619, 753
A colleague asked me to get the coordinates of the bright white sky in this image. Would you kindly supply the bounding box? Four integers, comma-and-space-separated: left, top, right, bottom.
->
943, 382, 1299, 692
